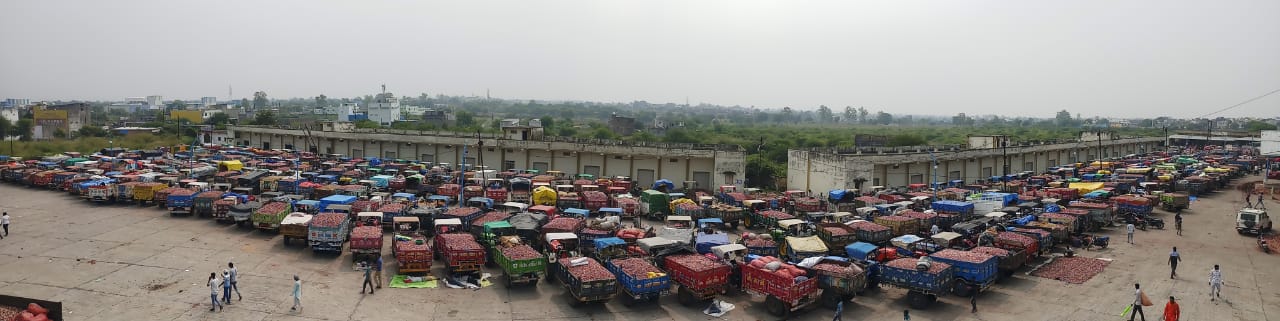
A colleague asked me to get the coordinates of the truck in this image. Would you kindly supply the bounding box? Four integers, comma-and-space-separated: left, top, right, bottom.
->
705, 204, 745, 229
926, 249, 998, 296
87, 183, 116, 203
640, 190, 670, 220
228, 201, 262, 227
740, 256, 821, 317
280, 212, 314, 246
350, 224, 383, 263
131, 182, 168, 206
781, 235, 829, 263
971, 246, 1027, 278
439, 207, 485, 227
695, 232, 730, 255
717, 185, 749, 206
166, 189, 197, 216
877, 257, 956, 309
308, 212, 351, 254
664, 252, 732, 307
605, 257, 672, 306
784, 190, 825, 213
252, 201, 294, 232
434, 233, 486, 277
479, 220, 519, 264
1158, 192, 1190, 212
555, 257, 618, 306
805, 257, 868, 309
817, 223, 858, 255
745, 210, 793, 229
193, 191, 226, 217
492, 237, 546, 287
392, 217, 432, 274
1236, 208, 1272, 235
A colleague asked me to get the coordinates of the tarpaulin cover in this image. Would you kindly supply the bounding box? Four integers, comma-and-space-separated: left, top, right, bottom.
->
786, 236, 829, 253
829, 189, 846, 201
593, 237, 626, 250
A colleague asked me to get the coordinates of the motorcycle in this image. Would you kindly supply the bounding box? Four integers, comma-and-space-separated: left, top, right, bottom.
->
1261, 235, 1271, 254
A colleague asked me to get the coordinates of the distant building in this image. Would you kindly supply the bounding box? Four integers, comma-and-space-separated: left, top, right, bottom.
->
367, 93, 400, 125
501, 119, 545, 141
421, 108, 451, 127
112, 127, 162, 136
3, 99, 30, 109
608, 114, 637, 136
170, 110, 203, 123
201, 128, 233, 145
337, 103, 359, 122
146, 95, 163, 108
33, 103, 91, 139
107, 102, 145, 113
201, 97, 218, 107
0, 106, 18, 124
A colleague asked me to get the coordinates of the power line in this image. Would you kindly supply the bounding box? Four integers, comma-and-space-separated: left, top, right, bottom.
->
1195, 87, 1280, 119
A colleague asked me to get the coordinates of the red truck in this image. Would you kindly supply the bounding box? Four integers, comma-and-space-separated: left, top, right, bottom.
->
784, 190, 824, 213
582, 191, 608, 213
663, 253, 732, 307
434, 233, 486, 277
349, 226, 383, 263
741, 256, 821, 317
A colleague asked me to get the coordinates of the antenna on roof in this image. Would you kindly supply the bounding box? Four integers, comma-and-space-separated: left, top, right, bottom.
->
381, 84, 386, 94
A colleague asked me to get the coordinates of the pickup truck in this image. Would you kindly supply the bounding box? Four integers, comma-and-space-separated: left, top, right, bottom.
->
664, 252, 731, 306
741, 256, 820, 317
308, 213, 350, 254
166, 189, 197, 216
435, 233, 486, 277
605, 257, 671, 306
556, 257, 618, 306
350, 226, 383, 263
877, 257, 955, 309
926, 249, 998, 297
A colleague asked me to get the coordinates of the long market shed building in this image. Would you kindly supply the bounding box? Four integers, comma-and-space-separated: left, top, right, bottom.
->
788, 133, 1165, 193
229, 122, 746, 190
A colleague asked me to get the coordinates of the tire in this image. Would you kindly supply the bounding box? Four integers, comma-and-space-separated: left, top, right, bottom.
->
820, 291, 841, 309
565, 292, 583, 307
620, 292, 636, 307
765, 296, 789, 317
677, 287, 696, 306
952, 280, 974, 297
906, 291, 930, 309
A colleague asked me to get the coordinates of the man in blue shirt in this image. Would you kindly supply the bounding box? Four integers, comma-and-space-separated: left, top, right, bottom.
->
832, 300, 843, 321
361, 261, 375, 294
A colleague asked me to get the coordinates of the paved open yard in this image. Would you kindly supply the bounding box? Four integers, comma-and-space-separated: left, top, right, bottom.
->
1, 177, 1277, 321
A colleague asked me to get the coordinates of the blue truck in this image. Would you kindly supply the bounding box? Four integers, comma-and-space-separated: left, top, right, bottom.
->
318, 195, 357, 212
926, 249, 998, 297
604, 257, 672, 306
876, 257, 956, 309
167, 191, 196, 216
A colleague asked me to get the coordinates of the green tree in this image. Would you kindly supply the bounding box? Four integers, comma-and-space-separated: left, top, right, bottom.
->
816, 105, 833, 123
251, 110, 278, 126
843, 106, 856, 123
456, 111, 475, 127
631, 131, 657, 142
238, 98, 250, 109
77, 126, 108, 137
780, 107, 793, 123
1245, 120, 1278, 131
591, 127, 616, 139
858, 107, 869, 124
0, 117, 11, 141
204, 112, 231, 126
16, 119, 33, 141
888, 134, 926, 146
253, 91, 270, 110
1055, 110, 1074, 127
353, 120, 380, 128
314, 94, 328, 107
662, 128, 697, 143
538, 116, 555, 129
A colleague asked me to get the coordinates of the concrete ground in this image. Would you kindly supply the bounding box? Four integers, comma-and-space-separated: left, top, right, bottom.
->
0, 177, 1277, 321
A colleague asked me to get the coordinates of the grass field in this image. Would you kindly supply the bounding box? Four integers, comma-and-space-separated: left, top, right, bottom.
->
1, 134, 183, 159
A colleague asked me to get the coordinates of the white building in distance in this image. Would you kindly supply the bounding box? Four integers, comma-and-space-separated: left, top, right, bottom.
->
367, 93, 400, 126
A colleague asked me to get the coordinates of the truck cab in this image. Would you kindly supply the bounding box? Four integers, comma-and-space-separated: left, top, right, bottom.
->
356, 211, 385, 227
543, 232, 581, 260
528, 205, 557, 218
1236, 208, 1272, 234
435, 218, 465, 235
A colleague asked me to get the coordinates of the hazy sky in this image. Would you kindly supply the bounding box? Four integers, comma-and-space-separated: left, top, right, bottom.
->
3, 1, 1278, 118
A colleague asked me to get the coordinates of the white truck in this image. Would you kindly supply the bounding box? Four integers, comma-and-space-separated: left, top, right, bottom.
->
1236, 208, 1272, 235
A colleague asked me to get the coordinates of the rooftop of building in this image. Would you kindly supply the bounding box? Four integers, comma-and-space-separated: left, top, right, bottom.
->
231, 124, 745, 152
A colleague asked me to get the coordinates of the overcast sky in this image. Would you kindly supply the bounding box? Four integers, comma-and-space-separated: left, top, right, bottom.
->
2, 0, 1278, 118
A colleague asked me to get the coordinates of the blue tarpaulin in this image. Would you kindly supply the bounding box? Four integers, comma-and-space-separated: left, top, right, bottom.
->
593, 237, 626, 250
845, 242, 879, 262
652, 179, 675, 191
1014, 215, 1036, 226
828, 189, 847, 201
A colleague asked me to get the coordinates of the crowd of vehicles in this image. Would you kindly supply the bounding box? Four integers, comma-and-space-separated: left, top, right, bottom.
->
0, 145, 1267, 318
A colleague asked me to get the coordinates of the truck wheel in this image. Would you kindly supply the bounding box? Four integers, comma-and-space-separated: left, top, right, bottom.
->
765, 296, 789, 318
565, 292, 583, 307
676, 287, 696, 306
504, 274, 513, 287
730, 222, 739, 229
620, 292, 636, 307
820, 291, 840, 309
907, 291, 930, 309
952, 280, 974, 297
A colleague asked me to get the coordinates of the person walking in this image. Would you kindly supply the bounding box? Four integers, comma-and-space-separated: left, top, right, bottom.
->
291, 275, 302, 312
361, 261, 375, 294
374, 256, 383, 289
1209, 265, 1223, 300
1129, 283, 1146, 321
832, 300, 843, 321
221, 269, 233, 305
970, 290, 978, 313
2, 212, 10, 237
1126, 223, 1136, 244
1169, 247, 1181, 279
1163, 296, 1180, 321
1174, 212, 1183, 236
903, 309, 910, 320
227, 262, 242, 301
207, 273, 223, 312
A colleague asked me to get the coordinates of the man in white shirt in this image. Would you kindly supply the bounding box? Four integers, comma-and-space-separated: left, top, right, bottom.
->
1209, 265, 1223, 300
930, 224, 940, 236
208, 272, 223, 312
1126, 223, 1135, 244
2, 212, 10, 238
227, 262, 242, 301
291, 275, 302, 312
